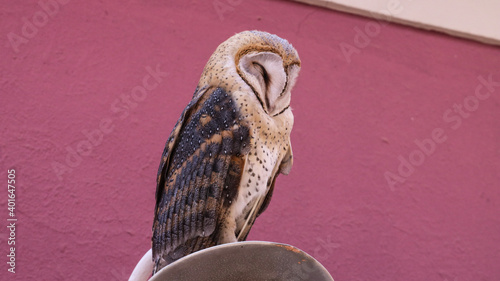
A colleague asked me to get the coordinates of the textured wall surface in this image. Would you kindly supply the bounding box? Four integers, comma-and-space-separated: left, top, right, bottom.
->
1, 1, 499, 280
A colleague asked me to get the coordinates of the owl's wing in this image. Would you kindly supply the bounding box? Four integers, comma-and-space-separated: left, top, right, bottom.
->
152, 87, 208, 234
152, 87, 251, 270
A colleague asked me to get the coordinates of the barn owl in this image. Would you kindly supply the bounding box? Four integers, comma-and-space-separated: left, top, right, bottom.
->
151, 30, 301, 274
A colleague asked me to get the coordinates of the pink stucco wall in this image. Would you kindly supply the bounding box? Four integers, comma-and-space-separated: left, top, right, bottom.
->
1, 1, 499, 280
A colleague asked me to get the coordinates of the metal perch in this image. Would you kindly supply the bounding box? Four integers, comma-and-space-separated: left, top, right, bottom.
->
130, 241, 334, 281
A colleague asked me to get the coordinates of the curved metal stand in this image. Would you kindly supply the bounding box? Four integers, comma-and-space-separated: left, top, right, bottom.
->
145, 241, 334, 281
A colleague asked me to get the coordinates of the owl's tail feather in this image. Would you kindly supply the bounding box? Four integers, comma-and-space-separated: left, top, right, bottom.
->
152, 234, 219, 275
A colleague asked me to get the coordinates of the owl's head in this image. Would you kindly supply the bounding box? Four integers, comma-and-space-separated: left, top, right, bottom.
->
198, 31, 301, 117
